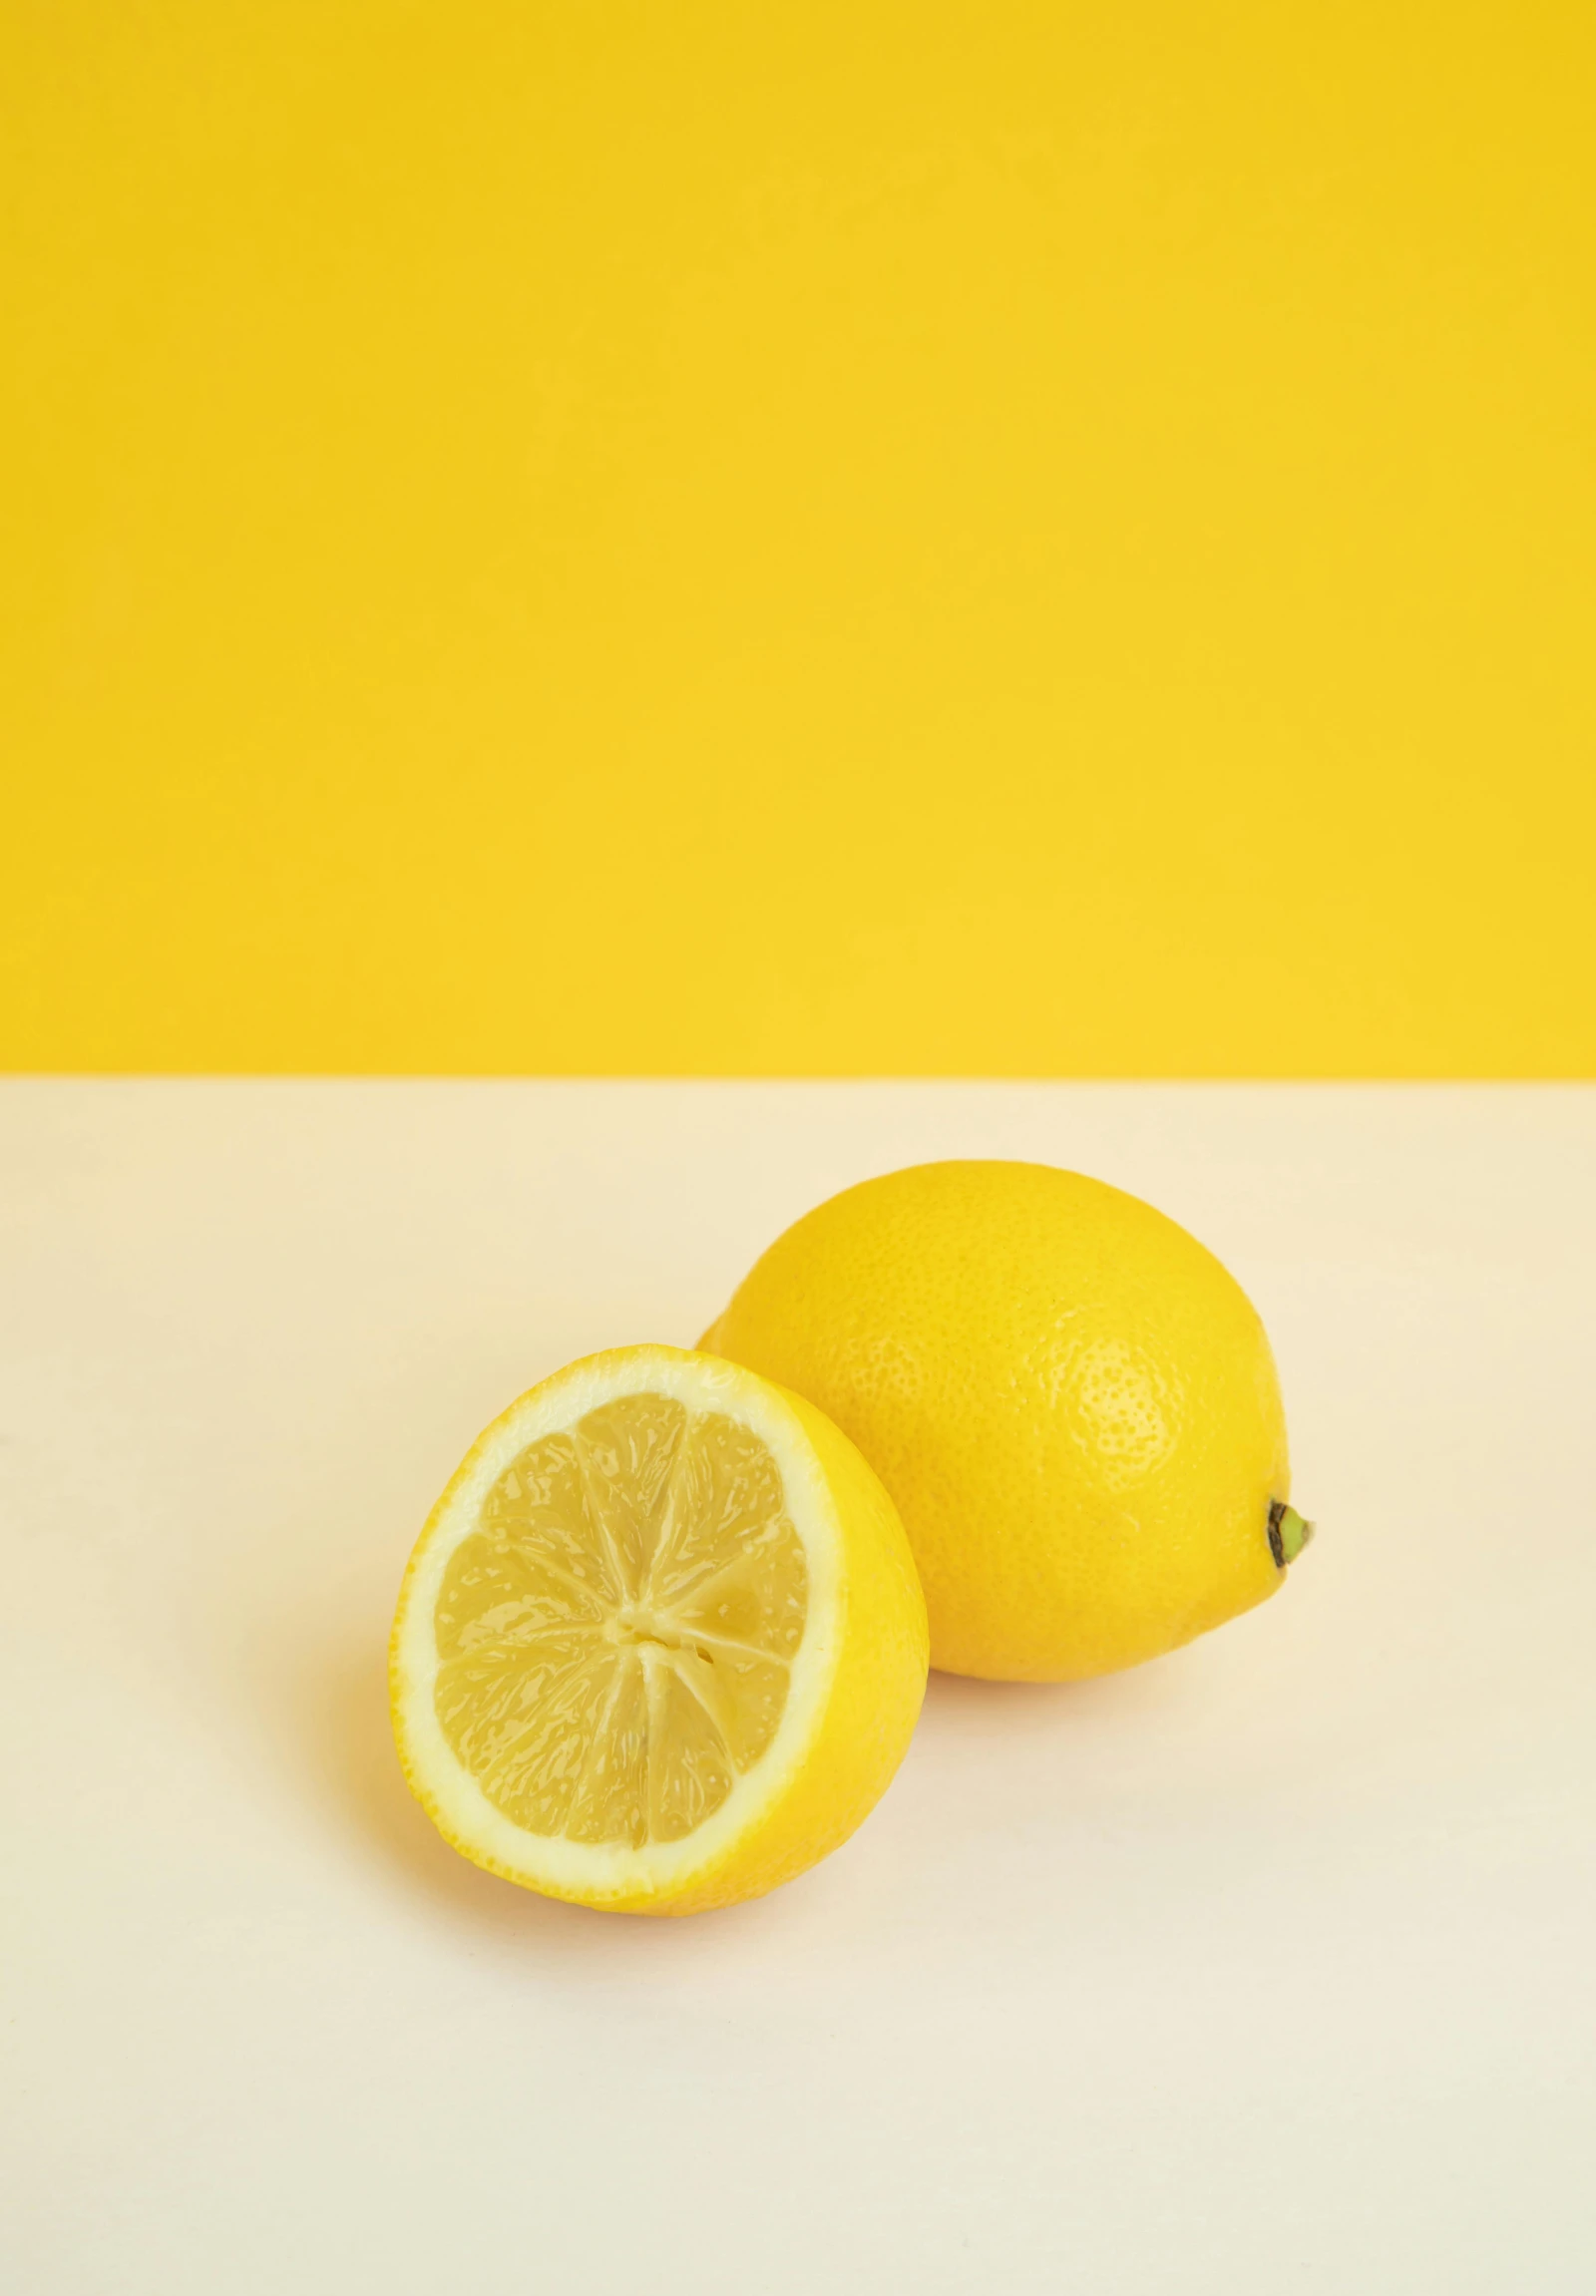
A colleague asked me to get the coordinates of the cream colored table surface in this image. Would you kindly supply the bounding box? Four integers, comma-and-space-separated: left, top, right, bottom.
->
3, 1083, 1593, 2294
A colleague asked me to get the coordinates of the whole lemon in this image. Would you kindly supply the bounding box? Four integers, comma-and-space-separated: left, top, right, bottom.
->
701, 1161, 1310, 1682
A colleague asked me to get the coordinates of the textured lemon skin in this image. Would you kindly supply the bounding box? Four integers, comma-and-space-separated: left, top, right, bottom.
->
702, 1164, 1293, 1683
390, 1347, 928, 1916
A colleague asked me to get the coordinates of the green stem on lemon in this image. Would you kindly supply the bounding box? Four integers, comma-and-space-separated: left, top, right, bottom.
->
1268, 1499, 1314, 1570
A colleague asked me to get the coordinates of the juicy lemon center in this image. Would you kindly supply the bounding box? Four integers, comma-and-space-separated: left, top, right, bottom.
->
433, 1392, 808, 1848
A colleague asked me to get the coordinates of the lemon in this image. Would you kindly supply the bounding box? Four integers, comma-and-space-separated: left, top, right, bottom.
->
390, 1345, 928, 1914
701, 1161, 1311, 1683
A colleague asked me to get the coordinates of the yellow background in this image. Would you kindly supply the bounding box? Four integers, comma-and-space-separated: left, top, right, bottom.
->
3, 3, 1592, 1075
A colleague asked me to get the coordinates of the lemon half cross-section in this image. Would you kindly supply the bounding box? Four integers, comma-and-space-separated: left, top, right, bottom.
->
390, 1346, 929, 1915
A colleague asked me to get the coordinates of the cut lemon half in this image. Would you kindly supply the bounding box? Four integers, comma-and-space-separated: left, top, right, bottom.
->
390, 1345, 929, 1914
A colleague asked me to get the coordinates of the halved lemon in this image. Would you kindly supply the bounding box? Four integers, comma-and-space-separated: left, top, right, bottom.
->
390, 1345, 929, 1914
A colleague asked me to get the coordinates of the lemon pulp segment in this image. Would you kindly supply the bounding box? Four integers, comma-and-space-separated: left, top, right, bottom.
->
433, 1393, 808, 1850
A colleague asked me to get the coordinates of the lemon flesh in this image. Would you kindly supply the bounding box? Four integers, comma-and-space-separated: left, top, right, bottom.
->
702, 1161, 1305, 1685
435, 1396, 805, 1846
391, 1347, 928, 1913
